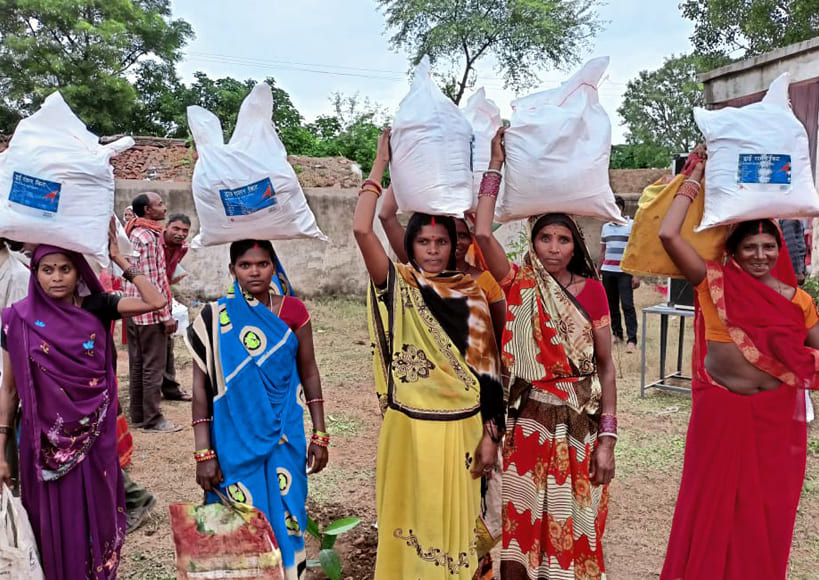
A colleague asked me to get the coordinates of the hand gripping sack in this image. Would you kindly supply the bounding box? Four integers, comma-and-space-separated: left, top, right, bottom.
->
463, 88, 503, 210
621, 174, 729, 278
188, 84, 327, 247
497, 57, 622, 223
0, 484, 44, 579
390, 56, 474, 216
169, 494, 285, 580
694, 73, 819, 230
0, 93, 133, 265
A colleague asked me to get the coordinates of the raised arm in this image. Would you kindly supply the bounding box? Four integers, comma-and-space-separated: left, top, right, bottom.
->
474, 128, 512, 283
107, 220, 168, 317
353, 129, 391, 287
658, 150, 707, 286
377, 186, 409, 263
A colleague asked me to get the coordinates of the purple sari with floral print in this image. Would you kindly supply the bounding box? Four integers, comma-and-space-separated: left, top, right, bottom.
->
2, 245, 124, 579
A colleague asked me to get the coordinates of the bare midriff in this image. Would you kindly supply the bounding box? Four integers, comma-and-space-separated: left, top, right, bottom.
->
705, 341, 781, 395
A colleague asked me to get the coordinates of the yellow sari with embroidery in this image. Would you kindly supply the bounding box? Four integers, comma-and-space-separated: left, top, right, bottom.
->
367, 262, 503, 579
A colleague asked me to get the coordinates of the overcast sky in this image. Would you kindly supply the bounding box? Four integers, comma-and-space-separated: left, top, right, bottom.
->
171, 1, 695, 143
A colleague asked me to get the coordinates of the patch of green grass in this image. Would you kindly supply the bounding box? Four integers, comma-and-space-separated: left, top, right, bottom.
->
309, 467, 372, 505
326, 413, 362, 436
616, 430, 686, 476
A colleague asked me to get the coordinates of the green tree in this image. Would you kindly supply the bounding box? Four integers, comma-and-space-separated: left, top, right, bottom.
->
617, 54, 711, 167
681, 0, 819, 59
0, 0, 193, 134
377, 0, 603, 104
609, 144, 671, 169
305, 93, 388, 173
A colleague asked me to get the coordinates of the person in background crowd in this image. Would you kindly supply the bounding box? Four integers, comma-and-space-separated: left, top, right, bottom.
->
0, 222, 167, 579
0, 239, 30, 490
779, 218, 807, 285
598, 195, 640, 353
123, 205, 135, 223
161, 213, 192, 402
659, 146, 819, 579
475, 128, 616, 580
126, 192, 180, 432
186, 239, 328, 580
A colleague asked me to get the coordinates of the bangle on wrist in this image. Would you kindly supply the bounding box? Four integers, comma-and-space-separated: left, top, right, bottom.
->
122, 266, 141, 283
191, 417, 212, 426
0, 426, 12, 435
305, 398, 324, 405
598, 432, 618, 441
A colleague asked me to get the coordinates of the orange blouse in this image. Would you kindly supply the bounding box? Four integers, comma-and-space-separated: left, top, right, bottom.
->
695, 280, 819, 343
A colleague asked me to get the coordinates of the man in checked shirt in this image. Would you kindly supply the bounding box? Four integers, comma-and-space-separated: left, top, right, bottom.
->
124, 192, 182, 432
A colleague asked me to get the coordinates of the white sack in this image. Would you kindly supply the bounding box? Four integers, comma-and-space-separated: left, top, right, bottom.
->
172, 299, 189, 336
0, 484, 44, 579
188, 84, 327, 247
694, 73, 819, 230
463, 88, 503, 209
496, 57, 622, 223
390, 56, 474, 216
0, 93, 133, 266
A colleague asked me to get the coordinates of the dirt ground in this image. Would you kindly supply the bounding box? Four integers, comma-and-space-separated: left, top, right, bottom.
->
118, 288, 819, 579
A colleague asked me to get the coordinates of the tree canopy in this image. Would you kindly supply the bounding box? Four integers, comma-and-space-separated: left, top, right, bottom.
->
681, 0, 819, 59
0, 0, 192, 134
616, 54, 711, 168
377, 0, 602, 104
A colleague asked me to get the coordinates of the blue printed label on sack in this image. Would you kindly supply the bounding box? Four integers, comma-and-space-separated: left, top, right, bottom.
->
737, 154, 791, 185
8, 172, 61, 215
219, 178, 277, 217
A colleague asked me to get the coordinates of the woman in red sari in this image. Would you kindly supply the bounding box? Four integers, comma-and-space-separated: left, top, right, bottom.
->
659, 148, 819, 579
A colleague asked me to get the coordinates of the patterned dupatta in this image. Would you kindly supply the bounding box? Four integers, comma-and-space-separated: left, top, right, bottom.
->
699, 247, 819, 390
502, 218, 601, 415
367, 262, 502, 421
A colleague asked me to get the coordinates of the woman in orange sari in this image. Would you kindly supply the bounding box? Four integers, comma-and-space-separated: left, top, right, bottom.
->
659, 148, 819, 579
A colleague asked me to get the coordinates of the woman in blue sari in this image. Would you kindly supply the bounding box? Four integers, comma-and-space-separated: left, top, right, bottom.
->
185, 240, 328, 580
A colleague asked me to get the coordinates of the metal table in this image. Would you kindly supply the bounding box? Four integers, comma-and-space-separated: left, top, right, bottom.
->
640, 304, 695, 397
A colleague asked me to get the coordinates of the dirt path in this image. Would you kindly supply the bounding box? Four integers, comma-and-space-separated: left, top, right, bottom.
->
118, 291, 819, 579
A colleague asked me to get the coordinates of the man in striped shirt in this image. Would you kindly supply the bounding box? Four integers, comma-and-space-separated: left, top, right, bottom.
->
598, 196, 639, 353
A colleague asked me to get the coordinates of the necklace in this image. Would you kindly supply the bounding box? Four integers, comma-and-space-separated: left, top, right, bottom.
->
558, 272, 574, 288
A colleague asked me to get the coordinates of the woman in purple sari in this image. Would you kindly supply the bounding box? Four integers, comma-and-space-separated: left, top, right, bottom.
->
0, 222, 167, 579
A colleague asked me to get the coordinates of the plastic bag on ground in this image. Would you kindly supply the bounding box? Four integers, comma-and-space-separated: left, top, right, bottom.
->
390, 56, 474, 216
169, 498, 285, 580
496, 57, 622, 223
463, 88, 503, 210
621, 174, 729, 278
694, 73, 819, 230
188, 84, 327, 247
0, 484, 44, 579
0, 92, 133, 266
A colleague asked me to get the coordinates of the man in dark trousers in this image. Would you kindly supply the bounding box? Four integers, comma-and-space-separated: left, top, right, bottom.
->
598, 196, 640, 353
125, 192, 180, 432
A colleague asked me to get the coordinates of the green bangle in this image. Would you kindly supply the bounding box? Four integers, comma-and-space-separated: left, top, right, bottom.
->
312, 429, 330, 438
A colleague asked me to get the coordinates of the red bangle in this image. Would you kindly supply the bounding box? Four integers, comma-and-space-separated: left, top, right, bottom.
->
305, 398, 324, 405
362, 179, 383, 194
191, 417, 212, 426
600, 414, 617, 434
479, 172, 501, 197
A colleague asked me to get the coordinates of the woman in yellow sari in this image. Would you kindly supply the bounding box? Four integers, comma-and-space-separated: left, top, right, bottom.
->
354, 129, 505, 579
